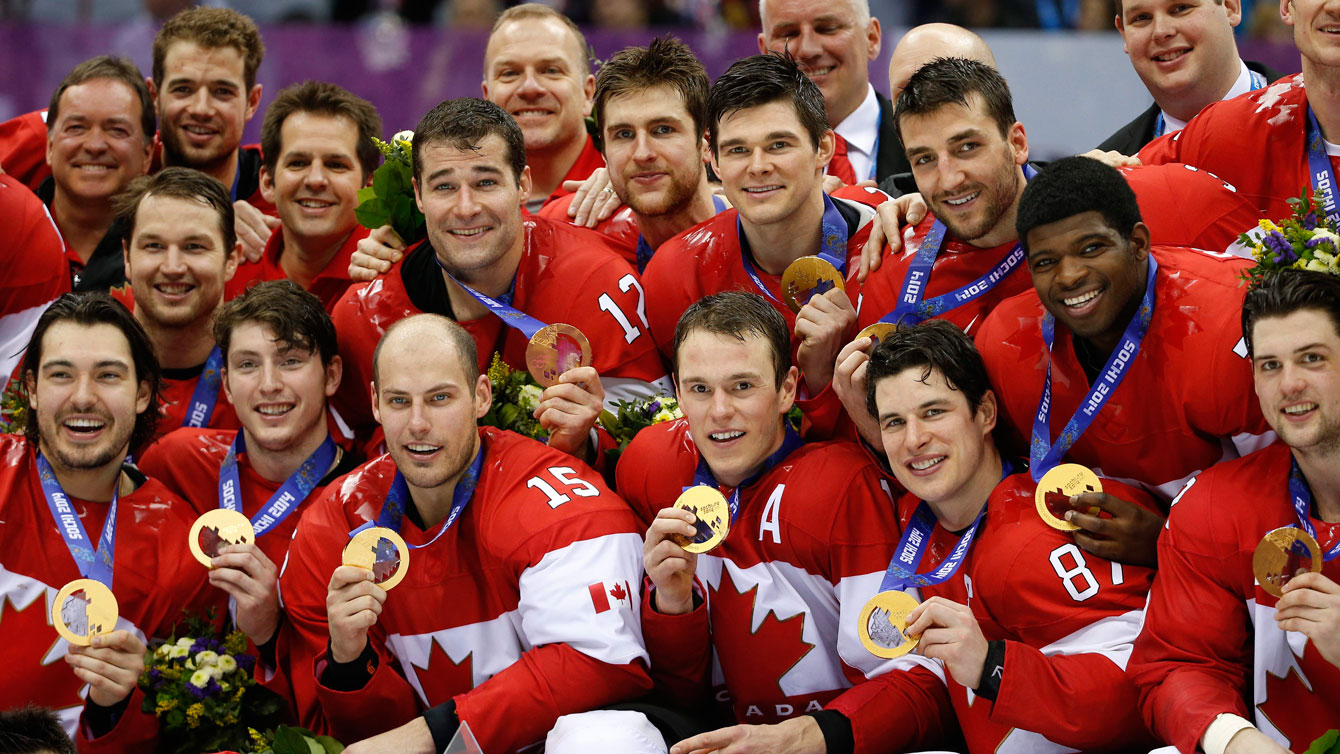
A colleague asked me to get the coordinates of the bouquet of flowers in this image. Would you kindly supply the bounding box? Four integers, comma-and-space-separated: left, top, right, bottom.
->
238, 725, 345, 754
1240, 189, 1340, 287
0, 376, 28, 434
479, 353, 547, 441
598, 396, 684, 467
354, 130, 426, 246
139, 617, 283, 754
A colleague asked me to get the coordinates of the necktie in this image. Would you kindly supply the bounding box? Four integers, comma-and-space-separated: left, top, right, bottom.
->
828, 133, 858, 186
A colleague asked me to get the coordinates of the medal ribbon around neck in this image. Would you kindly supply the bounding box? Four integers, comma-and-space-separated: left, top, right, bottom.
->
349, 448, 483, 549
688, 424, 804, 527
218, 433, 338, 538
1306, 106, 1340, 227
1288, 457, 1340, 562
183, 346, 226, 428
876, 461, 1012, 592
739, 192, 850, 305
884, 165, 1037, 327
432, 255, 548, 339
38, 453, 118, 589
1029, 253, 1158, 482
637, 195, 728, 274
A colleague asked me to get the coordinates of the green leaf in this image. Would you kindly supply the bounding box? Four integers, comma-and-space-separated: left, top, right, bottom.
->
273, 726, 311, 754
315, 735, 346, 754
355, 198, 390, 232
1305, 730, 1340, 754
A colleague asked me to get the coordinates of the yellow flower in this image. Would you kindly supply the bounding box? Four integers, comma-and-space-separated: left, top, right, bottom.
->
1258, 219, 1281, 232
249, 728, 269, 750
186, 702, 204, 729
155, 697, 179, 714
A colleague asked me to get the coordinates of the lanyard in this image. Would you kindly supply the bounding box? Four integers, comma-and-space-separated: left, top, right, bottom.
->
1288, 457, 1340, 562
883, 165, 1037, 327
1306, 105, 1340, 226
636, 195, 727, 274
432, 255, 544, 339
218, 432, 338, 537
1154, 70, 1266, 138
877, 461, 1012, 592
1030, 254, 1158, 482
738, 192, 850, 304
183, 347, 225, 428
38, 453, 118, 589
351, 448, 483, 549
689, 425, 803, 527
868, 109, 880, 182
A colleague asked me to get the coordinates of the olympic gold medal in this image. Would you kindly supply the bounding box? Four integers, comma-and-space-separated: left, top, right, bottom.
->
1253, 526, 1323, 598
1034, 464, 1103, 531
670, 485, 731, 554
856, 323, 900, 351
858, 590, 920, 659
343, 527, 410, 590
525, 323, 593, 387
189, 509, 257, 567
781, 256, 845, 313
52, 579, 118, 646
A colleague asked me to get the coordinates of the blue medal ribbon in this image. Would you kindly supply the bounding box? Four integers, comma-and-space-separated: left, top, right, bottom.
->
739, 192, 850, 304
349, 448, 483, 549
876, 461, 1013, 592
218, 432, 338, 537
883, 165, 1036, 327
636, 195, 727, 274
1154, 69, 1265, 138
1306, 105, 1340, 226
688, 424, 803, 527
1029, 254, 1158, 482
184, 347, 225, 428
431, 255, 546, 340
1287, 457, 1340, 562
38, 454, 117, 589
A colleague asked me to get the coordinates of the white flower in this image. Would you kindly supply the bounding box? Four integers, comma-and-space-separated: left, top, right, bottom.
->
188, 669, 212, 689
1311, 228, 1339, 245
392, 129, 415, 144
517, 384, 543, 412
217, 655, 238, 674
168, 646, 190, 660
1315, 249, 1337, 265
195, 650, 219, 667
176, 637, 194, 649
155, 644, 171, 659
652, 409, 676, 423
1306, 258, 1330, 273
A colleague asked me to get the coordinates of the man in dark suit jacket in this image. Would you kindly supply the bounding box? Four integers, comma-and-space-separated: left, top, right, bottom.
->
1098, 0, 1284, 155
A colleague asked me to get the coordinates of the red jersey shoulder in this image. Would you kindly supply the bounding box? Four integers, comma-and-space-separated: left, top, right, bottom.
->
1124, 163, 1263, 252
536, 195, 640, 263
1165, 442, 1294, 555
615, 418, 700, 525
649, 211, 741, 277
0, 110, 52, 191
138, 427, 234, 498
831, 185, 892, 209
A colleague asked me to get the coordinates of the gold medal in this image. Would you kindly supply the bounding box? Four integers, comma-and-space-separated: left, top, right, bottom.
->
670, 485, 730, 554
1034, 464, 1103, 531
525, 323, 593, 387
858, 590, 920, 659
856, 323, 900, 350
781, 256, 845, 313
343, 526, 410, 590
1253, 526, 1323, 598
52, 579, 118, 646
188, 509, 257, 567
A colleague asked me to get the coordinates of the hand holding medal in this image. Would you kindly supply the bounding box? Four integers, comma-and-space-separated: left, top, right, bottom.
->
525, 322, 593, 387
782, 256, 846, 313
669, 486, 731, 554
189, 509, 258, 567
1254, 526, 1323, 598
343, 526, 411, 590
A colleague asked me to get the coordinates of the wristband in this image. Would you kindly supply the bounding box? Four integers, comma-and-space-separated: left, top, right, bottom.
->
1202, 713, 1254, 754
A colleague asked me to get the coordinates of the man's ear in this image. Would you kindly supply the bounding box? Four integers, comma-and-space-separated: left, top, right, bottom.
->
474, 373, 493, 419
976, 389, 998, 435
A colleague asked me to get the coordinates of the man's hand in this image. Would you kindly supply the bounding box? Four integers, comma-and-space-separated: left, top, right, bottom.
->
1275, 571, 1340, 668
671, 715, 826, 754
536, 366, 604, 460
327, 565, 386, 664
209, 542, 281, 645
1222, 726, 1291, 754
1064, 492, 1165, 567
349, 225, 407, 282
562, 167, 620, 227
832, 337, 882, 448
235, 200, 281, 263
794, 288, 857, 395
1077, 148, 1142, 169
905, 596, 989, 690
644, 508, 699, 615
343, 716, 435, 754
66, 630, 147, 707
857, 192, 927, 282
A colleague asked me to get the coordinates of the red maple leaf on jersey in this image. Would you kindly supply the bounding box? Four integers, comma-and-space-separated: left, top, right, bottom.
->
609, 582, 628, 603
1256, 643, 1340, 749
708, 566, 815, 722
413, 639, 476, 704
0, 591, 82, 711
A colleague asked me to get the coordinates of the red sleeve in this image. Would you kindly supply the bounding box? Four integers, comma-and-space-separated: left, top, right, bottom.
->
641, 242, 696, 361
825, 666, 957, 754
77, 687, 161, 754
312, 641, 421, 743
329, 286, 382, 446
0, 173, 69, 310
1128, 473, 1253, 754
637, 586, 713, 715
1137, 129, 1185, 166
0, 111, 53, 191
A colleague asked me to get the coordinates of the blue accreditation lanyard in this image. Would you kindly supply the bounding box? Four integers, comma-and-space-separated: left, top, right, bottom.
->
738, 192, 850, 304
689, 425, 803, 527
1306, 106, 1340, 226
184, 347, 225, 428
432, 255, 548, 340
38, 454, 118, 589
1154, 70, 1265, 138
1029, 254, 1158, 482
877, 461, 1012, 592
218, 432, 338, 537
1288, 457, 1340, 562
867, 108, 881, 182
350, 449, 483, 549
883, 165, 1036, 327
635, 195, 727, 274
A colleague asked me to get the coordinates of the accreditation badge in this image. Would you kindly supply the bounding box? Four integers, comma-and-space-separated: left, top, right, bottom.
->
189, 509, 257, 567
670, 485, 730, 554
1253, 526, 1323, 598
526, 323, 593, 387
52, 579, 119, 646
781, 256, 845, 313
343, 526, 410, 590
1035, 464, 1103, 531
858, 590, 920, 659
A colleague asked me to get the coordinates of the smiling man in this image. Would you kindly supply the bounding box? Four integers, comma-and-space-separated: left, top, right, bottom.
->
119, 168, 241, 434
974, 156, 1273, 564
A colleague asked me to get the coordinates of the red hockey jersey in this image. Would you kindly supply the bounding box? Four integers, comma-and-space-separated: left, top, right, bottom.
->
536, 193, 640, 267
0, 109, 52, 191
0, 173, 71, 378
157, 367, 242, 439
538, 135, 607, 209
225, 225, 369, 313
275, 427, 652, 753
1129, 443, 1340, 753
976, 245, 1273, 502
